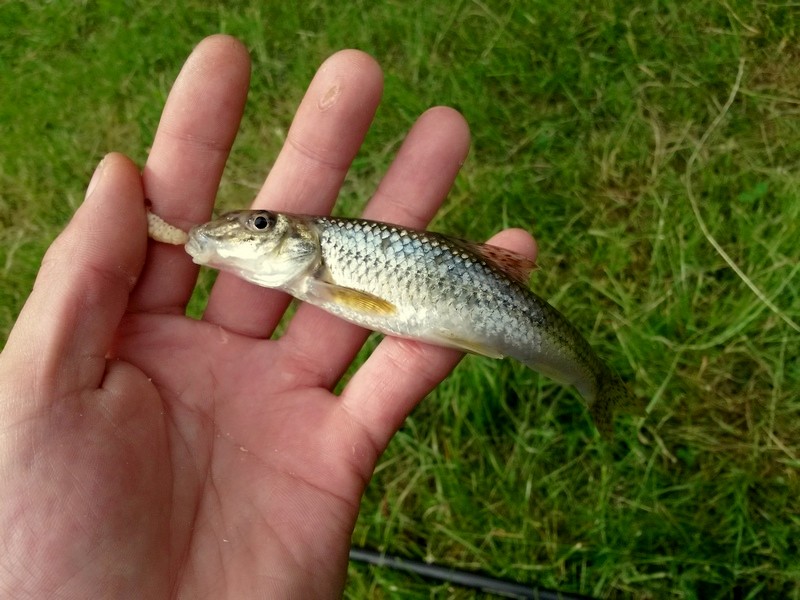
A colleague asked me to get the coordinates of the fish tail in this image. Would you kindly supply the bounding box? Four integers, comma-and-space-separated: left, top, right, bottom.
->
589, 368, 639, 438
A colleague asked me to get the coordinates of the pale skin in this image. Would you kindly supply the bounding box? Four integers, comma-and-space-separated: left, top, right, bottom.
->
0, 36, 537, 598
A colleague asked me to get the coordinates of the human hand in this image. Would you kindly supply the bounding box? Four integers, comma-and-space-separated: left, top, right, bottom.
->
0, 36, 536, 598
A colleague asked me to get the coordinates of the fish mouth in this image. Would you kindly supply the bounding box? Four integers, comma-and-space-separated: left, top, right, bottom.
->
184, 230, 215, 265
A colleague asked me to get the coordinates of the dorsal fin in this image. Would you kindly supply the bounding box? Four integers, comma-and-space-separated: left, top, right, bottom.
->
453, 239, 537, 285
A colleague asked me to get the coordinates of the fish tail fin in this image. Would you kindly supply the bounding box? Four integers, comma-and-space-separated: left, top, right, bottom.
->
589, 368, 640, 439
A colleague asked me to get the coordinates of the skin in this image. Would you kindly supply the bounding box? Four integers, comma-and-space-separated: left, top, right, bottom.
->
0, 35, 536, 599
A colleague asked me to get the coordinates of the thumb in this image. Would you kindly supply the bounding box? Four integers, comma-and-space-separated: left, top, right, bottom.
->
4, 153, 147, 401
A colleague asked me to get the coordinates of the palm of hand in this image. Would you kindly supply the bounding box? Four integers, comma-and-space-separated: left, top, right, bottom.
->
112, 312, 373, 597
2, 307, 374, 597
0, 36, 535, 598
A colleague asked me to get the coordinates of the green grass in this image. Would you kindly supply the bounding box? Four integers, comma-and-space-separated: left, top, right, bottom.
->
2, 1, 800, 598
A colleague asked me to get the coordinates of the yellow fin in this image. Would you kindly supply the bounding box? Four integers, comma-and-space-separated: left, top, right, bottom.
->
452, 239, 537, 285
309, 280, 397, 316
429, 329, 505, 359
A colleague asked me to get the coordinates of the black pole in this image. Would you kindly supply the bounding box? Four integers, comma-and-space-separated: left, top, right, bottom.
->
349, 546, 597, 600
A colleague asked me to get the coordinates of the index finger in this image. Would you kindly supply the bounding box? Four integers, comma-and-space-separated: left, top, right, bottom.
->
127, 35, 251, 313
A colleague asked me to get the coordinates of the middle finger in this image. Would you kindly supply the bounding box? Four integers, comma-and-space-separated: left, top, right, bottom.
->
201, 50, 383, 336
277, 106, 471, 390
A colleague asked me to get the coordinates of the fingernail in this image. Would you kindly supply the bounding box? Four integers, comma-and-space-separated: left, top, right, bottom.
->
85, 156, 107, 199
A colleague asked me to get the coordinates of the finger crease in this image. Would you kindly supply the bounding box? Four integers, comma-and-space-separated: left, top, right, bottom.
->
368, 188, 434, 227
158, 124, 234, 155
286, 133, 351, 172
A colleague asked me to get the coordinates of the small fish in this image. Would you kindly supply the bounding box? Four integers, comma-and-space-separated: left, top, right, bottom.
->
185, 210, 636, 435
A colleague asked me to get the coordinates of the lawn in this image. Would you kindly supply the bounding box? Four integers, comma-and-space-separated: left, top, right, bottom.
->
2, 1, 799, 598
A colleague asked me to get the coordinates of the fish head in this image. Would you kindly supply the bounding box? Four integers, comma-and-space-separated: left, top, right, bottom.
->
185, 210, 319, 288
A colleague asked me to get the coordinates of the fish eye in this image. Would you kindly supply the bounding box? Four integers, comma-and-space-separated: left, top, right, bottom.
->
250, 213, 273, 231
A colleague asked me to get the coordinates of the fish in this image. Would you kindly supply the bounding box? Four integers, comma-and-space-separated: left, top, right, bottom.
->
185, 210, 636, 435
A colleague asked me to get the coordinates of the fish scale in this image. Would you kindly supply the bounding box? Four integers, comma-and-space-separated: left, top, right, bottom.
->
185, 210, 636, 435
315, 217, 538, 344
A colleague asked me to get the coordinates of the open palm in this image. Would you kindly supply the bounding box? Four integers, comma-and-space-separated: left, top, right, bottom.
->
0, 36, 536, 598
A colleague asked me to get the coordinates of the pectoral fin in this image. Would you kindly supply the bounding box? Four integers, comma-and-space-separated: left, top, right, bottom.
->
308, 279, 397, 316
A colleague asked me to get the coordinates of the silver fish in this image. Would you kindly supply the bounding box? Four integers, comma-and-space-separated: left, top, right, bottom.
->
185, 210, 635, 434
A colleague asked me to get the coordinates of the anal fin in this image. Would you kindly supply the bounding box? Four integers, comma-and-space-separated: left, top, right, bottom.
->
428, 329, 505, 359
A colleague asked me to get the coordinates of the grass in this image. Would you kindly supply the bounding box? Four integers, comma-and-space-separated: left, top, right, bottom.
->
2, 1, 799, 598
